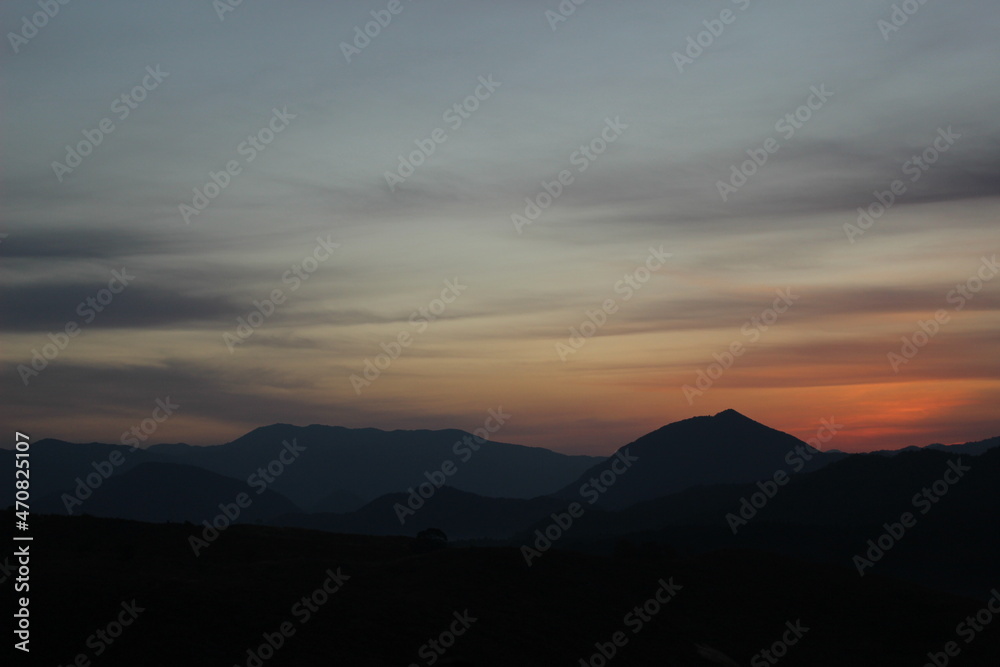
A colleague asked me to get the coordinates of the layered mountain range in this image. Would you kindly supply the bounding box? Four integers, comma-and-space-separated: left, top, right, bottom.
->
4, 410, 998, 595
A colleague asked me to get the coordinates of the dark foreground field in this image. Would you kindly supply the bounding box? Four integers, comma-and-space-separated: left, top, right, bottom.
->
5, 510, 999, 666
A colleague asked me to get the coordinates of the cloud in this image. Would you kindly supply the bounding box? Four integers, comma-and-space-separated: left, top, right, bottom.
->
1, 0, 998, 452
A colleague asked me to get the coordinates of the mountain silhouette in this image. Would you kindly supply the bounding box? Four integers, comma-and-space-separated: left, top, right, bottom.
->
4, 412, 1000, 664
0, 425, 601, 512
311, 488, 367, 513
272, 485, 571, 540
34, 461, 300, 523
541, 447, 1000, 596
0, 439, 148, 507
161, 424, 600, 508
554, 409, 845, 510
874, 434, 1000, 457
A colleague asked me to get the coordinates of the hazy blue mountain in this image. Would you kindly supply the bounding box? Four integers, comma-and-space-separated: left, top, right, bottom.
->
34, 462, 301, 523
1, 425, 602, 511
141, 424, 603, 509
310, 488, 367, 513
4, 415, 995, 538
272, 485, 570, 540
1, 439, 150, 508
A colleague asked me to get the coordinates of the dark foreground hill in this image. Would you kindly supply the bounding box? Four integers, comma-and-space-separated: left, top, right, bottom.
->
4, 510, 999, 667
520, 447, 1000, 597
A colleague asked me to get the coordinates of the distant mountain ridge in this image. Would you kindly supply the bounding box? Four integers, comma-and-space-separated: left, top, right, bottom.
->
0, 423, 601, 514
34, 461, 300, 523
272, 485, 570, 540
4, 411, 997, 543
140, 423, 602, 509
875, 435, 1000, 457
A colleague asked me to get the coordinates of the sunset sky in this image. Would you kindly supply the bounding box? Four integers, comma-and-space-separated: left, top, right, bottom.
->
2, 0, 998, 455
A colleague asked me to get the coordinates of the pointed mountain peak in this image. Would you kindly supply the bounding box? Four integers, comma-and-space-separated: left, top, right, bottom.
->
713, 408, 754, 421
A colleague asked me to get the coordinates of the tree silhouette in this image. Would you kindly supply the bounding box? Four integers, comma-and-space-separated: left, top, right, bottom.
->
411, 527, 448, 553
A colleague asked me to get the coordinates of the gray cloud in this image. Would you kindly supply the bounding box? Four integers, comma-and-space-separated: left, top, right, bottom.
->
2, 0, 998, 451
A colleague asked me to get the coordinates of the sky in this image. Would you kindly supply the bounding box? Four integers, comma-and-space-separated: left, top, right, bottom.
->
2, 0, 998, 455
